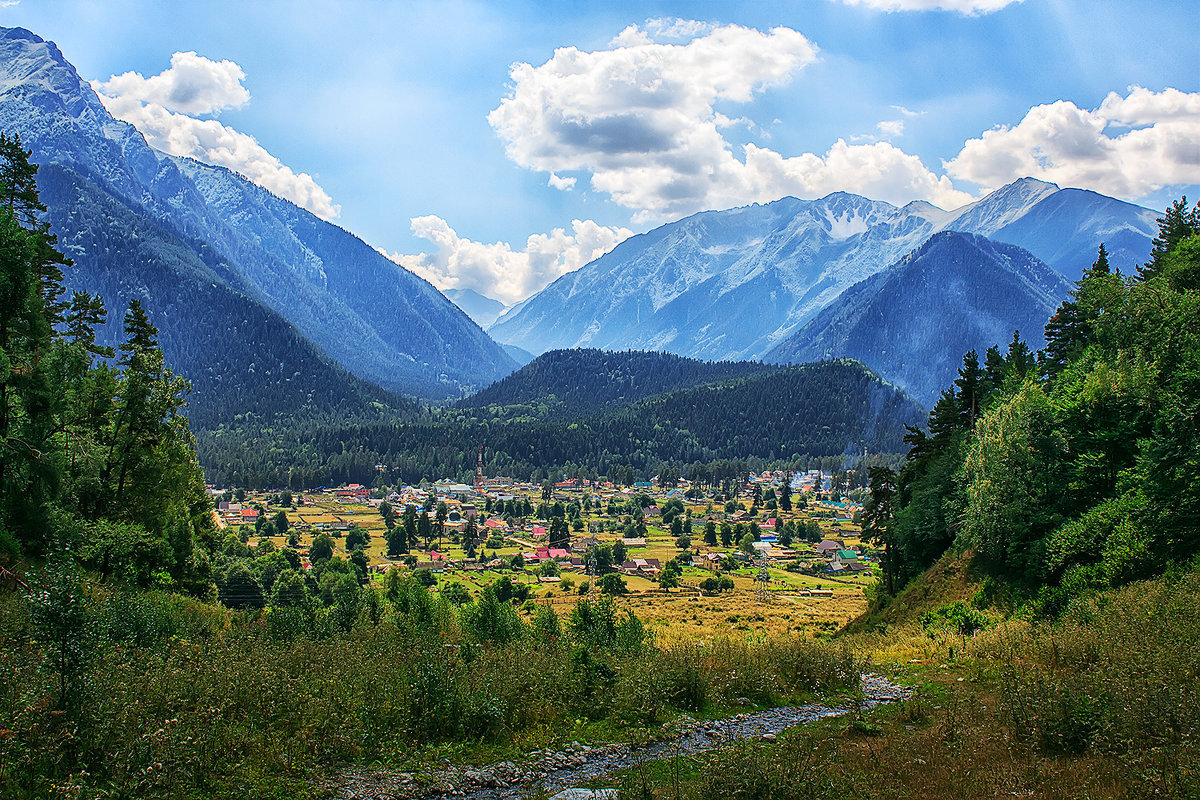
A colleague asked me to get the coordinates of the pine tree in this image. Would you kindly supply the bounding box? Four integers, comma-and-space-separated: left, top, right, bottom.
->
954, 350, 986, 426
1139, 197, 1200, 281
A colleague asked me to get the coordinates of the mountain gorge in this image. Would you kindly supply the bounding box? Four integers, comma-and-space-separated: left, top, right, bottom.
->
488, 179, 1155, 365
0, 26, 516, 417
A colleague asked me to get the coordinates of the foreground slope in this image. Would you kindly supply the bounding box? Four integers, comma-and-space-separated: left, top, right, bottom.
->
489, 180, 1154, 361
766, 232, 1072, 405
0, 27, 515, 400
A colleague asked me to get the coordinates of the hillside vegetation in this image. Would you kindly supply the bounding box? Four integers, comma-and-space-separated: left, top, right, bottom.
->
458, 348, 775, 417
197, 360, 925, 488
862, 202, 1200, 611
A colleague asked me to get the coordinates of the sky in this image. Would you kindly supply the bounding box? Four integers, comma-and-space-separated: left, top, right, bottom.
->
2, 0, 1198, 305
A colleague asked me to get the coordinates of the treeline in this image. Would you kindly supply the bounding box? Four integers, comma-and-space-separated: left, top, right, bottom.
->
458, 348, 775, 416
863, 200, 1200, 609
195, 361, 925, 488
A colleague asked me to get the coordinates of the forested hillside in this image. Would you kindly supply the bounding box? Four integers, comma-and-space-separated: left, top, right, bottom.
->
459, 348, 775, 416
862, 199, 1200, 608
198, 360, 924, 488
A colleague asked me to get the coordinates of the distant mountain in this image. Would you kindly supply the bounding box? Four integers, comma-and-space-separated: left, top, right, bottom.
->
459, 349, 776, 417
201, 359, 927, 487
444, 288, 508, 328
766, 232, 1072, 405
0, 27, 516, 404
489, 179, 1155, 360
500, 343, 535, 367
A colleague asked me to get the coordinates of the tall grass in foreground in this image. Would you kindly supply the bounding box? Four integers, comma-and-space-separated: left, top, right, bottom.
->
0, 573, 858, 800
626, 569, 1200, 800
976, 571, 1200, 798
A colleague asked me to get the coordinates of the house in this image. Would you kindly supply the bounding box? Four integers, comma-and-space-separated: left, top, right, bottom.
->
620, 537, 647, 547
484, 518, 508, 531
531, 525, 547, 537
815, 539, 844, 553
828, 550, 860, 570
619, 558, 662, 577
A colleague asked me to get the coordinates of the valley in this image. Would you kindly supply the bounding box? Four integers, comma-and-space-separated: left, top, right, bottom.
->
0, 12, 1196, 800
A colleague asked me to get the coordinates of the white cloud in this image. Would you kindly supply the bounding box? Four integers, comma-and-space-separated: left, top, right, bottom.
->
384, 217, 633, 305
835, 0, 1023, 14
92, 54, 340, 221
945, 86, 1200, 200
93, 51, 249, 115
548, 173, 576, 191
488, 20, 973, 220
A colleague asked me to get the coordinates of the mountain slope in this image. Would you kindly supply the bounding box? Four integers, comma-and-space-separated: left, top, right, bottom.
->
458, 349, 776, 417
0, 26, 515, 401
765, 232, 1072, 405
489, 180, 1154, 361
40, 163, 411, 429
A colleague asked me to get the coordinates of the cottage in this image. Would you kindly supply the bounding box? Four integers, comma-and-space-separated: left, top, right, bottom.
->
619, 558, 662, 577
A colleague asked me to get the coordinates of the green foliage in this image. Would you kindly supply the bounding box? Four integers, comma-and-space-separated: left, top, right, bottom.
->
886, 216, 1200, 607
919, 600, 991, 636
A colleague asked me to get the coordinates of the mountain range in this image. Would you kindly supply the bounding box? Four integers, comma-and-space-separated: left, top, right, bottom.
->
488, 179, 1156, 365
0, 26, 516, 418
444, 287, 509, 329
0, 24, 1165, 441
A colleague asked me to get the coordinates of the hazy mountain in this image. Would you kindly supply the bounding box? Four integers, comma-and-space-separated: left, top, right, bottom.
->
489, 179, 1154, 360
444, 287, 508, 328
0, 27, 516, 403
459, 348, 775, 417
766, 232, 1073, 405
500, 343, 535, 366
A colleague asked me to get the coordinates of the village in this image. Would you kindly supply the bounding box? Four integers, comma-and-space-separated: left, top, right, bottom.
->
211, 461, 879, 638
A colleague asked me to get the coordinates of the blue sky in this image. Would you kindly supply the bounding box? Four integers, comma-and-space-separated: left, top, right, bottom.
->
3, 0, 1197, 303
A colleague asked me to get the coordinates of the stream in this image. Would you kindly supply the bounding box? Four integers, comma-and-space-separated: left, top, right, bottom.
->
325, 674, 912, 800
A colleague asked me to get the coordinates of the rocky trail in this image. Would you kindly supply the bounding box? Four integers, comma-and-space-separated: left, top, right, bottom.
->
326, 674, 912, 800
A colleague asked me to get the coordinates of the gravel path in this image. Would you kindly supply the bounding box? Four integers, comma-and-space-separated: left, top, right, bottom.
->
325, 674, 911, 800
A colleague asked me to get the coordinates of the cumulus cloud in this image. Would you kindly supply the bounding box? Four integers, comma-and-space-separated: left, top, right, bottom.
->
945, 86, 1200, 199
488, 20, 972, 220
835, 0, 1023, 14
93, 53, 340, 220
384, 217, 633, 305
93, 51, 249, 115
